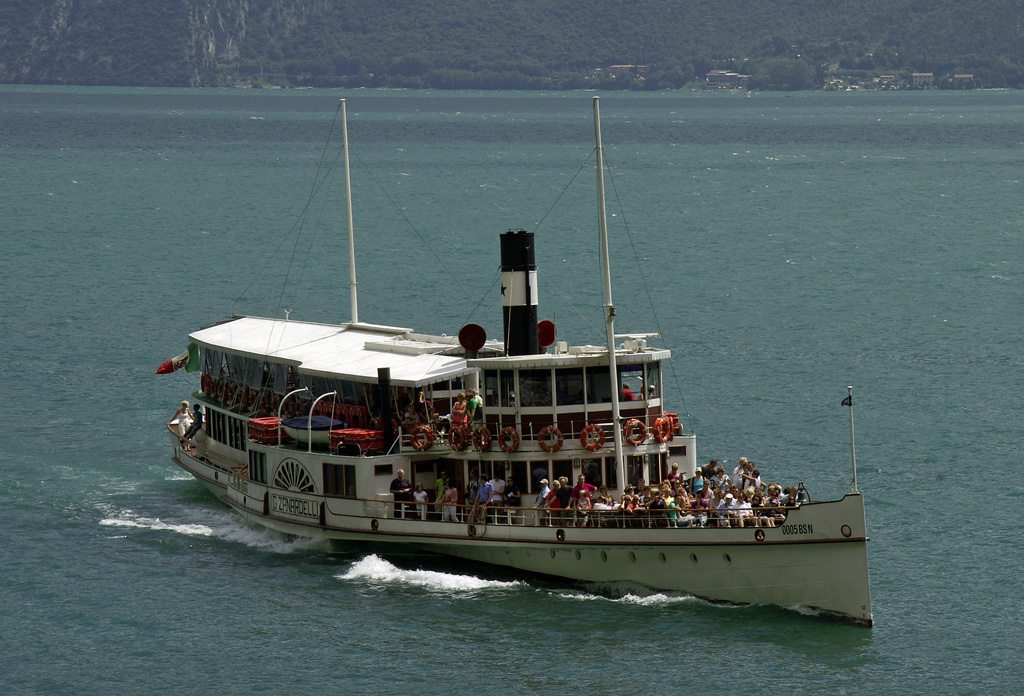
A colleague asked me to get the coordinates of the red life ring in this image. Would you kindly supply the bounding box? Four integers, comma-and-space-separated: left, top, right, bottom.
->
449, 425, 469, 451
538, 425, 563, 453
410, 425, 435, 451
652, 417, 670, 443
240, 387, 251, 411
579, 424, 605, 452
473, 426, 493, 452
201, 374, 208, 394
499, 427, 520, 454
623, 419, 647, 446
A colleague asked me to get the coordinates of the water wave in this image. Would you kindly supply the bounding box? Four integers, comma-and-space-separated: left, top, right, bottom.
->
338, 554, 523, 593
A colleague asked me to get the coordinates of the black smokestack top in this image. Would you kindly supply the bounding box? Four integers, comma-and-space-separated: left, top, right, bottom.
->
500, 229, 539, 356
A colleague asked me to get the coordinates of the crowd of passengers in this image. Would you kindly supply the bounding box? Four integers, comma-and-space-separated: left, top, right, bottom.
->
389, 457, 809, 528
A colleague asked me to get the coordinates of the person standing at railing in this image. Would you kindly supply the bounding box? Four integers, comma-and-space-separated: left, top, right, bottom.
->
390, 469, 413, 519
441, 478, 460, 522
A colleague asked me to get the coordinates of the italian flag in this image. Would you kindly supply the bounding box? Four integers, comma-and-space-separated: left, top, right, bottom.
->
156, 343, 199, 374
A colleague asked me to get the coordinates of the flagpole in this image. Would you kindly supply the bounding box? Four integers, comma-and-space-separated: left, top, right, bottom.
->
846, 386, 858, 493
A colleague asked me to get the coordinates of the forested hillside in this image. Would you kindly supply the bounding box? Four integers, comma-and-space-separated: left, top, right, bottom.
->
2, 0, 1022, 89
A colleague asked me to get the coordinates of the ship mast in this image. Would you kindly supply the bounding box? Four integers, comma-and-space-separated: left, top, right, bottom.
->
340, 99, 358, 323
593, 97, 626, 489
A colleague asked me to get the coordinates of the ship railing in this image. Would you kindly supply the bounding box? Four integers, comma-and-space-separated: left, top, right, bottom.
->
364, 500, 793, 528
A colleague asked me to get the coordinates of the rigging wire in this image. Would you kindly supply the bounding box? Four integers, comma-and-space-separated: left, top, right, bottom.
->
603, 158, 694, 434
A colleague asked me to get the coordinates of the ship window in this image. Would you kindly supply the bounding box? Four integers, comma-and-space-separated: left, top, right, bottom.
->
627, 456, 644, 487
324, 463, 356, 498
555, 368, 584, 406
619, 365, 643, 402
249, 451, 267, 484
585, 366, 612, 404
500, 370, 516, 407
645, 361, 661, 400
604, 458, 618, 489
551, 459, 573, 484
484, 370, 499, 407
510, 461, 528, 494
519, 369, 551, 407
581, 459, 602, 488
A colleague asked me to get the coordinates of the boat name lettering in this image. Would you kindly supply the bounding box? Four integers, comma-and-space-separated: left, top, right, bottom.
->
271, 494, 320, 519
780, 523, 813, 535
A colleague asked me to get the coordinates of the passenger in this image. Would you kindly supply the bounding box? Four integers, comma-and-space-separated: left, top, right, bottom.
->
487, 470, 505, 522
533, 478, 550, 507
690, 468, 705, 497
441, 477, 460, 522
717, 492, 734, 528
182, 403, 204, 443
574, 489, 592, 528
413, 483, 429, 520
554, 477, 572, 524
733, 490, 754, 527
665, 491, 681, 528
464, 388, 483, 426
646, 490, 667, 527
711, 466, 728, 491
571, 474, 597, 504
667, 462, 683, 485
505, 475, 522, 524
468, 476, 493, 526
170, 400, 193, 442
750, 490, 770, 527
451, 393, 468, 428
620, 383, 634, 401
465, 469, 481, 507
541, 480, 564, 527
739, 462, 759, 491
731, 457, 748, 488
389, 469, 413, 519
532, 465, 549, 490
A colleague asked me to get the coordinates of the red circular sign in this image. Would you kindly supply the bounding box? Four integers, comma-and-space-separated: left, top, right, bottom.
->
538, 320, 556, 348
458, 324, 487, 352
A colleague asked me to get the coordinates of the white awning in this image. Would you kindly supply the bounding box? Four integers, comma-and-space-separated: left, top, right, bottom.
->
189, 316, 475, 388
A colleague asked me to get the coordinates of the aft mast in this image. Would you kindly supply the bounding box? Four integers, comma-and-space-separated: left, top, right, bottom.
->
593, 97, 626, 490
340, 99, 358, 323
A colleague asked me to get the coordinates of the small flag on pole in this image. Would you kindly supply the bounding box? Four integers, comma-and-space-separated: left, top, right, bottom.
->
156, 343, 199, 374
842, 395, 852, 406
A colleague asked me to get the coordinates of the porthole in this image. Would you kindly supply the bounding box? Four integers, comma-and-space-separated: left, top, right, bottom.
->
629, 551, 637, 563
658, 552, 667, 563
575, 550, 582, 561
841, 524, 853, 538
723, 553, 732, 564
690, 553, 698, 564
601, 551, 608, 562
550, 549, 557, 559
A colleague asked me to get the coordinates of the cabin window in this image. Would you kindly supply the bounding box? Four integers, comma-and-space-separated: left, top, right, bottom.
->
618, 365, 644, 402
627, 456, 645, 487
374, 464, 393, 477
324, 463, 356, 498
555, 368, 584, 406
249, 451, 267, 484
510, 461, 528, 495
519, 369, 551, 407
551, 459, 573, 484
484, 370, 499, 407
585, 366, 612, 404
581, 459, 602, 488
645, 361, 661, 400
500, 371, 516, 408
604, 458, 619, 489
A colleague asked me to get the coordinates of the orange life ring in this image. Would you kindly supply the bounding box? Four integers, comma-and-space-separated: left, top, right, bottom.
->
580, 424, 605, 452
449, 425, 469, 451
652, 417, 670, 443
499, 427, 520, 454
623, 418, 647, 446
473, 426, 493, 452
410, 425, 435, 451
272, 394, 282, 414
538, 425, 563, 453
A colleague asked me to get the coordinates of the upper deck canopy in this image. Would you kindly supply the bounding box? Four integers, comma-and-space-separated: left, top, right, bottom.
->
189, 316, 485, 388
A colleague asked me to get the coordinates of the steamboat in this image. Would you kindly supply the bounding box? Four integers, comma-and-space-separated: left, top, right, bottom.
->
163, 98, 872, 626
